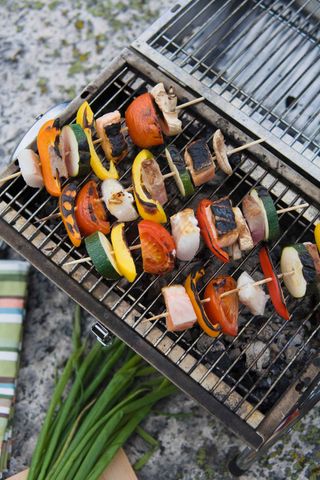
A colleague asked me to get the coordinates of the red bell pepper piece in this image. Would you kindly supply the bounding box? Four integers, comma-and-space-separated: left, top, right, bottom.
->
259, 245, 290, 320
196, 199, 229, 263
204, 276, 239, 336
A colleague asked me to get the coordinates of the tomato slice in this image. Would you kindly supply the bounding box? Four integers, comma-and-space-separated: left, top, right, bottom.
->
196, 199, 229, 263
138, 219, 176, 275
204, 276, 239, 336
75, 180, 110, 237
259, 245, 290, 320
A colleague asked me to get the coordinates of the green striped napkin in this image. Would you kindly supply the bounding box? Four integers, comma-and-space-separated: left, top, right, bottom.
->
0, 260, 30, 475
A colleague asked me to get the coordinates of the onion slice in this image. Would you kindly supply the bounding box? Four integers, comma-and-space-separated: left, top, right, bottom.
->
17, 149, 44, 188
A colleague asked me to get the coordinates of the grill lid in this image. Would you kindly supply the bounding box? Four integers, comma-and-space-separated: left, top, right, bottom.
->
133, 0, 320, 184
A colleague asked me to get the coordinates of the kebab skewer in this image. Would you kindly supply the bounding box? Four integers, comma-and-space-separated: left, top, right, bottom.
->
142, 241, 319, 335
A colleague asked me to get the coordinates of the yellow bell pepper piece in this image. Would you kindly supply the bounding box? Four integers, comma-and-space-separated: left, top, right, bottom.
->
84, 128, 119, 180
132, 149, 167, 224
315, 223, 320, 253
76, 101, 95, 132
111, 223, 137, 283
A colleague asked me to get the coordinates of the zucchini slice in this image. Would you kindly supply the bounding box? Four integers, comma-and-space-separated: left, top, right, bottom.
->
165, 146, 194, 197
251, 187, 280, 241
111, 223, 137, 283
85, 232, 122, 280
60, 124, 91, 177
280, 243, 317, 298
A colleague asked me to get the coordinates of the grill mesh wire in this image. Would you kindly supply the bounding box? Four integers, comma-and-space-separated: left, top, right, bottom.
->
148, 0, 320, 170
0, 64, 319, 427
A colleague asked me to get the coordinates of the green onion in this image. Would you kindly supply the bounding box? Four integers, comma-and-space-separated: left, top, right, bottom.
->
28, 346, 84, 480
28, 310, 176, 480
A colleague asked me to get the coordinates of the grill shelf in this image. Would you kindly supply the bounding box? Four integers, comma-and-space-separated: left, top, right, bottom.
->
134, 0, 320, 183
0, 50, 319, 457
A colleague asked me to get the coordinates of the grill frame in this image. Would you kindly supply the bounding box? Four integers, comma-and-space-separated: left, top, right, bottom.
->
133, 0, 320, 184
0, 47, 319, 456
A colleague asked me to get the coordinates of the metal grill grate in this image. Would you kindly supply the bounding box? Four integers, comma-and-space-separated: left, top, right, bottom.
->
0, 54, 319, 448
134, 0, 320, 182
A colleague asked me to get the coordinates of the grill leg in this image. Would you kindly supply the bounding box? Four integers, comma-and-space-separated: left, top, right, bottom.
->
228, 447, 258, 477
228, 363, 320, 476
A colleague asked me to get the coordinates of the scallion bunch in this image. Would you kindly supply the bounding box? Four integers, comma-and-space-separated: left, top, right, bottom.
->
27, 306, 176, 480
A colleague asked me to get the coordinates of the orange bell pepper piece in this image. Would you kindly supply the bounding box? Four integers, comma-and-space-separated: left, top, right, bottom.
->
37, 119, 67, 197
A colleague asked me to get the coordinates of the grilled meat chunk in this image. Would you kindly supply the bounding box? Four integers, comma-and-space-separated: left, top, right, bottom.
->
209, 197, 238, 247
184, 139, 215, 186
162, 285, 197, 331
141, 157, 168, 205
96, 111, 128, 163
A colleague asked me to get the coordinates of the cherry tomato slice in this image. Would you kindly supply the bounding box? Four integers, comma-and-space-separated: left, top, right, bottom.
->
138, 219, 176, 275
75, 180, 110, 237
204, 276, 239, 336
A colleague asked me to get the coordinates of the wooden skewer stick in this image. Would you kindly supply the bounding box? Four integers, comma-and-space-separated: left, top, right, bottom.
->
64, 244, 142, 266
219, 270, 295, 298
144, 271, 296, 322
176, 97, 205, 111
221, 138, 265, 158
0, 171, 22, 184
276, 203, 309, 214
142, 298, 211, 323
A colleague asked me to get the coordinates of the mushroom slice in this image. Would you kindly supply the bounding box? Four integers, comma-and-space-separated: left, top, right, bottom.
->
213, 129, 232, 175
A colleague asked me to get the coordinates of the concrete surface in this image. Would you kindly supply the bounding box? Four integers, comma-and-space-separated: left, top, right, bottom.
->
0, 1, 319, 479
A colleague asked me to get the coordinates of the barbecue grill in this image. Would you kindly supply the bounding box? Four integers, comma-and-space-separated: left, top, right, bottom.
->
0, 0, 319, 476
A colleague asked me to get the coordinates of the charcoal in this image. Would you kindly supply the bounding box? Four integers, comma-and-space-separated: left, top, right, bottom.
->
245, 341, 271, 372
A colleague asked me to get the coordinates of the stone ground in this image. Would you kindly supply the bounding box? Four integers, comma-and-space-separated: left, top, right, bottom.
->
0, 1, 319, 479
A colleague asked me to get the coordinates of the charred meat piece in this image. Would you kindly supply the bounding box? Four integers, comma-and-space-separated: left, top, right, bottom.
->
184, 139, 215, 186
96, 111, 128, 163
209, 197, 238, 247
141, 157, 168, 205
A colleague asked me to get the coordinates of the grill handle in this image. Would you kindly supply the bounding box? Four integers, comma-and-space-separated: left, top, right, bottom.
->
91, 321, 113, 347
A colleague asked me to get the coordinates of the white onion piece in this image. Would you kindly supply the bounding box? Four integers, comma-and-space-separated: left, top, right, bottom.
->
101, 179, 138, 222
237, 271, 269, 316
242, 193, 265, 244
17, 149, 43, 188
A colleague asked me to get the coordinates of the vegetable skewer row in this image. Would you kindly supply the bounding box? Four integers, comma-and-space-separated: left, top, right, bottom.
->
34, 168, 177, 224
197, 194, 309, 264
144, 240, 320, 335
1, 100, 130, 190
143, 270, 295, 323
64, 220, 177, 283
0, 132, 262, 186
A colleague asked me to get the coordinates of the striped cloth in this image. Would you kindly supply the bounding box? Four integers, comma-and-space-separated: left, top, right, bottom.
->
0, 260, 30, 475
